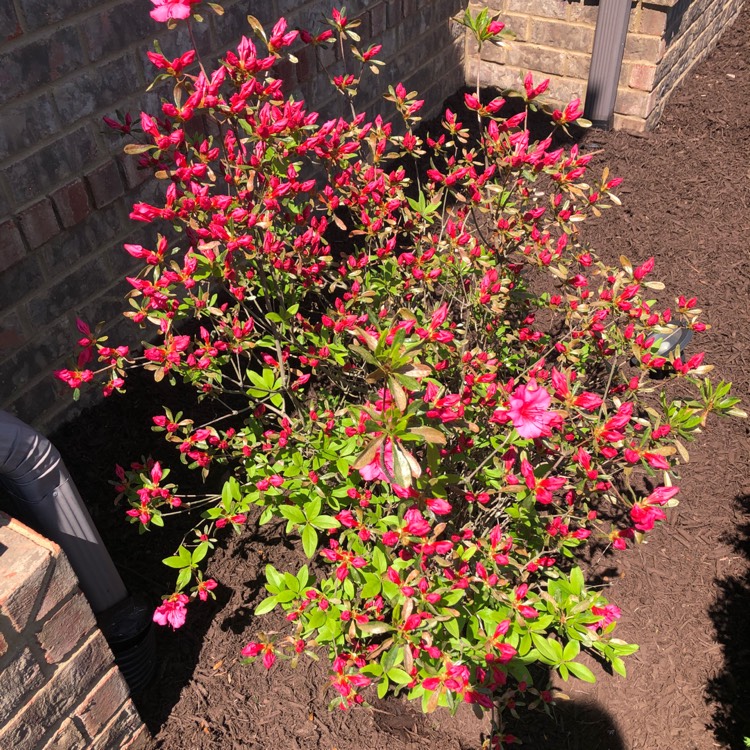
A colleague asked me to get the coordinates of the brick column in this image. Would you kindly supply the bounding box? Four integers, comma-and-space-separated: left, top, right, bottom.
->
0, 513, 150, 750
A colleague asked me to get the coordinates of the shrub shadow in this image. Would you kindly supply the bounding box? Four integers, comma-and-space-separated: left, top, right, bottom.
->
502, 695, 626, 750
706, 491, 750, 747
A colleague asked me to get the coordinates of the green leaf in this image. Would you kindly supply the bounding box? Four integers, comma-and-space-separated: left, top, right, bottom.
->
408, 426, 446, 445
569, 566, 585, 595
361, 663, 384, 677
249, 17, 272, 53
175, 568, 191, 591
265, 564, 283, 590
372, 546, 387, 574
351, 435, 385, 471
566, 661, 596, 683
254, 596, 278, 615
445, 618, 460, 638
283, 572, 300, 592
358, 621, 393, 635
279, 505, 306, 524
360, 573, 381, 599
162, 555, 187, 569
297, 565, 310, 589
262, 368, 276, 389
391, 443, 411, 487
311, 515, 340, 530
302, 524, 318, 558
343, 577, 354, 599
611, 656, 627, 677
377, 677, 389, 699
388, 668, 412, 685
382, 646, 401, 673
192, 542, 210, 564
123, 143, 153, 155
609, 640, 639, 656
248, 370, 266, 389
336, 458, 350, 477
562, 639, 580, 662
275, 589, 298, 603
531, 633, 559, 664
304, 496, 322, 521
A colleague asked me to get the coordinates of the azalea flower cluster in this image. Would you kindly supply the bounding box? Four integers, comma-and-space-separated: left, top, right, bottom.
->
58, 2, 744, 742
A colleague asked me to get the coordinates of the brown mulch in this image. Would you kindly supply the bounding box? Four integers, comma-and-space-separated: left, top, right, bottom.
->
50, 6, 750, 749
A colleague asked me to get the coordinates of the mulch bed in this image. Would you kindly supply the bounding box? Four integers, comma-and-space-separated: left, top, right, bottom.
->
51, 6, 750, 749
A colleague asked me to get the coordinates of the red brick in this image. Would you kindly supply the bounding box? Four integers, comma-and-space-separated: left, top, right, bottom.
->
275, 58, 297, 93
295, 44, 316, 84
640, 7, 668, 36
530, 18, 594, 53
51, 179, 91, 228
40, 718, 87, 750
0, 521, 51, 632
0, 631, 113, 750
508, 0, 566, 19
0, 2, 21, 42
36, 553, 77, 622
0, 219, 26, 274
385, 0, 401, 28
75, 667, 130, 738
0, 648, 45, 718
505, 43, 567, 77
624, 32, 666, 62
18, 198, 60, 249
85, 161, 124, 209
615, 87, 656, 119
121, 726, 153, 750
118, 155, 150, 190
90, 699, 144, 750
629, 63, 657, 91
4, 515, 60, 554
502, 12, 530, 42
370, 2, 387, 36
37, 591, 96, 664
316, 40, 338, 69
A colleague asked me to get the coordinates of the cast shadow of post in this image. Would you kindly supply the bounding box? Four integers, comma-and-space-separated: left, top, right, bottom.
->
706, 491, 750, 747
501, 695, 626, 750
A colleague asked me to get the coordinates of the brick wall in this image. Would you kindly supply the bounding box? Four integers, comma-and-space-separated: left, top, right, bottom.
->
0, 0, 464, 431
0, 512, 150, 750
468, 0, 744, 130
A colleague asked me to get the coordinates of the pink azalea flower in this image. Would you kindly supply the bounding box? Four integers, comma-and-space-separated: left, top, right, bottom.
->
507, 380, 558, 439
404, 507, 431, 536
153, 593, 189, 629
150, 0, 201, 23
358, 439, 393, 482
425, 497, 452, 515
587, 603, 622, 630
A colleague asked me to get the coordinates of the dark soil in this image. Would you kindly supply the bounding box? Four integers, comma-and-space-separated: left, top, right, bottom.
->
50, 6, 750, 749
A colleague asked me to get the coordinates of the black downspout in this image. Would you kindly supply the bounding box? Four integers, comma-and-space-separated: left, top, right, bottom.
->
584, 0, 633, 129
0, 410, 156, 692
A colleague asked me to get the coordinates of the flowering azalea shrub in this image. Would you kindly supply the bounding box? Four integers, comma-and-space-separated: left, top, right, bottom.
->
57, 1, 745, 744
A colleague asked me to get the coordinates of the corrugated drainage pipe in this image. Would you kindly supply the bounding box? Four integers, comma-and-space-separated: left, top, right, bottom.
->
0, 410, 155, 693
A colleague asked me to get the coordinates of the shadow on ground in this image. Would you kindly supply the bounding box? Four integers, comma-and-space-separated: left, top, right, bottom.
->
706, 491, 750, 747
502, 696, 625, 750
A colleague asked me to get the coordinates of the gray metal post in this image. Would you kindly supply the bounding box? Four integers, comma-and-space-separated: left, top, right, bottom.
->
584, 0, 633, 129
